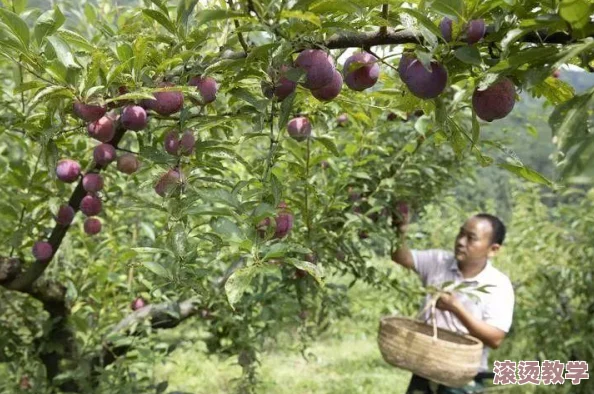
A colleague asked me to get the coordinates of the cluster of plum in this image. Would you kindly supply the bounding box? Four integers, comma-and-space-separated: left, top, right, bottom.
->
31, 76, 218, 262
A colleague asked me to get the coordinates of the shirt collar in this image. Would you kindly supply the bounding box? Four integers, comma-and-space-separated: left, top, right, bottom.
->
449, 256, 492, 284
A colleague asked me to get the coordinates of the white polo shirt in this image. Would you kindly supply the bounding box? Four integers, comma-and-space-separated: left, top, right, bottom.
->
411, 249, 515, 372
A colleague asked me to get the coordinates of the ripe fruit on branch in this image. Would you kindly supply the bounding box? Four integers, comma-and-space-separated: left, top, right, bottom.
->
164, 131, 180, 155
472, 77, 516, 122
287, 117, 311, 141
32, 241, 53, 262
343, 52, 380, 91
56, 205, 75, 226
397, 53, 415, 84
73, 101, 106, 122
257, 201, 294, 239
93, 144, 117, 166
180, 131, 196, 156
82, 173, 104, 193
261, 65, 297, 101
151, 82, 184, 115
155, 169, 183, 197
84, 217, 102, 235
295, 49, 335, 90
189, 76, 218, 105
400, 58, 448, 99
80, 194, 102, 216
87, 116, 116, 143
121, 105, 148, 131
131, 297, 147, 310
440, 17, 453, 42
56, 159, 81, 183
465, 19, 486, 44
117, 153, 140, 174
311, 70, 343, 101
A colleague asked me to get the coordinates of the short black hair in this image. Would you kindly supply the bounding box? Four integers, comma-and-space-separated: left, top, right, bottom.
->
475, 213, 506, 245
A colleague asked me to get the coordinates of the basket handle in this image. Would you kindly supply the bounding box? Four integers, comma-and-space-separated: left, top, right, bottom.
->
416, 293, 440, 340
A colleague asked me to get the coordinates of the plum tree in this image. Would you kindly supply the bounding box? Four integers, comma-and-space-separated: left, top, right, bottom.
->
73, 101, 106, 122
287, 117, 312, 141
472, 77, 516, 121
400, 58, 448, 99
116, 154, 140, 174
311, 70, 343, 101
87, 116, 116, 143
32, 241, 53, 262
295, 49, 335, 90
93, 144, 117, 166
342, 52, 380, 91
121, 105, 148, 131
56, 205, 75, 226
189, 76, 218, 104
82, 173, 104, 193
80, 194, 102, 216
84, 217, 102, 235
397, 52, 415, 84
55, 159, 81, 183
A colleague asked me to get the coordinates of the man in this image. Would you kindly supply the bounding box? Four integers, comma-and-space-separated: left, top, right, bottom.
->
391, 211, 515, 394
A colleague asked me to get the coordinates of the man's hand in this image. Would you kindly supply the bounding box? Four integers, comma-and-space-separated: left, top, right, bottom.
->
436, 292, 462, 314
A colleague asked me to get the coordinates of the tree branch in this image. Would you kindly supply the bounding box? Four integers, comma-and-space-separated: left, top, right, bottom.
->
214, 25, 589, 60
96, 298, 202, 369
4, 124, 129, 292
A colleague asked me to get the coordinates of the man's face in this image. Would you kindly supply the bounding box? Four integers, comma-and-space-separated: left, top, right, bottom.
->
454, 216, 500, 265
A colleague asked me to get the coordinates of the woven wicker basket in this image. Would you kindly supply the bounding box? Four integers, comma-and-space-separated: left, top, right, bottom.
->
377, 315, 483, 388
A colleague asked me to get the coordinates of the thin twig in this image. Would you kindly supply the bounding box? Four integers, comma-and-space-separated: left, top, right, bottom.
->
380, 4, 389, 35
227, 0, 249, 53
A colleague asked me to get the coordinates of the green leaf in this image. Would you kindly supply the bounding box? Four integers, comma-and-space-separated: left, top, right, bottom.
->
278, 91, 295, 129
57, 30, 94, 52
427, 0, 465, 19
0, 8, 30, 48
142, 261, 170, 278
548, 89, 594, 153
195, 9, 249, 26
488, 47, 558, 73
529, 76, 574, 105
229, 87, 268, 112
559, 0, 591, 30
225, 265, 257, 308
177, 0, 199, 25
454, 46, 482, 65
398, 8, 447, 43
168, 223, 187, 258
499, 163, 553, 186
263, 243, 291, 261
34, 6, 65, 44
307, 0, 359, 13
280, 10, 321, 27
46, 35, 81, 69
287, 258, 325, 286
315, 137, 340, 156
149, 0, 170, 15
142, 9, 177, 35
210, 217, 245, 243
